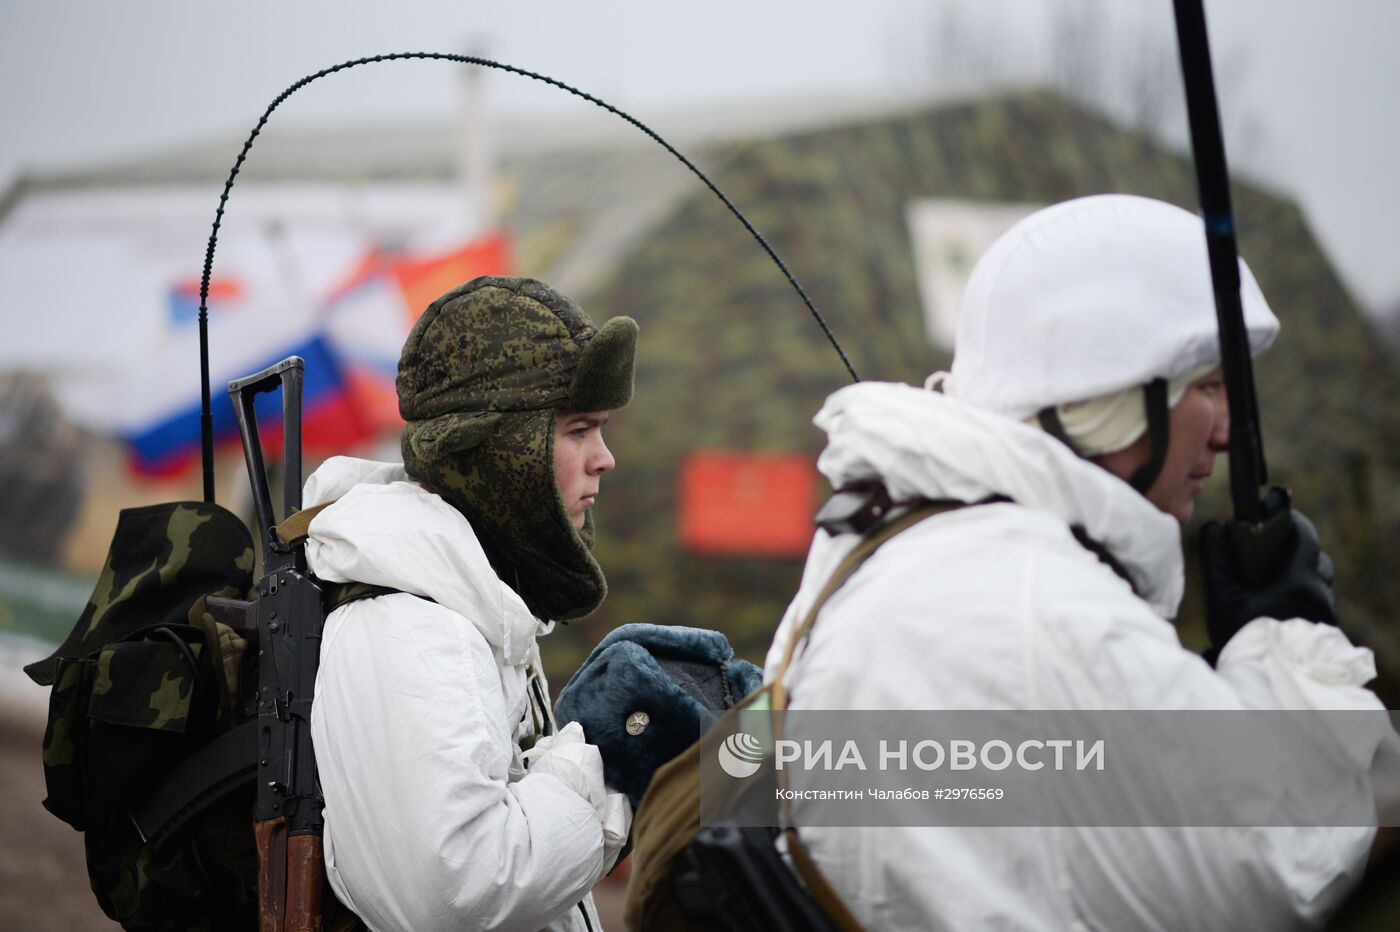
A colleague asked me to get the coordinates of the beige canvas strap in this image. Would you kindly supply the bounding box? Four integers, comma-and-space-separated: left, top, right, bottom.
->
783, 824, 866, 932
770, 501, 963, 713
768, 499, 967, 932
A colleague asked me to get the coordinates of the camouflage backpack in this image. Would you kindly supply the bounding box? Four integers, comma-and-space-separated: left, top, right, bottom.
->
24, 500, 260, 930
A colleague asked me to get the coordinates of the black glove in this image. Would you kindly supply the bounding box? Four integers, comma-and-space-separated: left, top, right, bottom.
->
1199, 498, 1336, 659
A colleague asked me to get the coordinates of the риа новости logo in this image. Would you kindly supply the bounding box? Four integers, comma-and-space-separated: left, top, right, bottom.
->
718, 732, 764, 778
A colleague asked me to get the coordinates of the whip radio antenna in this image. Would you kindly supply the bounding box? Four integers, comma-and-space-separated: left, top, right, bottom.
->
197, 52, 860, 503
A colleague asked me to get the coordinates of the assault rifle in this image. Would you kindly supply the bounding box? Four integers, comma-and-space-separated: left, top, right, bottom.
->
227, 356, 328, 932
119, 355, 327, 931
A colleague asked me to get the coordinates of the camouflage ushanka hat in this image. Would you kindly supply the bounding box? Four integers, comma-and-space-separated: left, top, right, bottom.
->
398, 276, 637, 621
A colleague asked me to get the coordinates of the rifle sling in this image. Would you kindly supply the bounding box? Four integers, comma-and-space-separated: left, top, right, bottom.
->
276, 501, 334, 546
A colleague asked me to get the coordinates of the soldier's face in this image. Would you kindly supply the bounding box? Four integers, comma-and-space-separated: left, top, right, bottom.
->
1095, 367, 1230, 525
553, 410, 616, 529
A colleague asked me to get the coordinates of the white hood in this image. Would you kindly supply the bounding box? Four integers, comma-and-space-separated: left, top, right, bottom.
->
814, 382, 1185, 617
303, 455, 546, 667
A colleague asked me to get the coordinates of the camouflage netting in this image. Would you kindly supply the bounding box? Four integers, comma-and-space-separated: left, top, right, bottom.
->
531, 92, 1400, 708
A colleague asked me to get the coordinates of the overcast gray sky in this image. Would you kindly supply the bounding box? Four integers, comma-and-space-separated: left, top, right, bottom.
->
2, 0, 1397, 317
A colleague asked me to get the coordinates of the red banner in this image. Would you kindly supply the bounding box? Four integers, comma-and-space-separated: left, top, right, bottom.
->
679, 451, 817, 557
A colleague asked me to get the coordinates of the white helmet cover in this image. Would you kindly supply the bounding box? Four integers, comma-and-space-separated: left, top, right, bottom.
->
949, 194, 1280, 420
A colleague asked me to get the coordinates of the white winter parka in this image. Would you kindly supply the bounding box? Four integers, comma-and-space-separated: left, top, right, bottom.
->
304, 457, 610, 932
763, 382, 1395, 931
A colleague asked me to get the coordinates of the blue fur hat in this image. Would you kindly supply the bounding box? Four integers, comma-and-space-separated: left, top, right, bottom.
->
555, 624, 763, 810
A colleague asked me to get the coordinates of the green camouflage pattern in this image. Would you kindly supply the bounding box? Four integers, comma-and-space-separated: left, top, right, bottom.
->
27, 501, 258, 929
89, 639, 202, 731
398, 276, 636, 622
397, 275, 636, 423
25, 501, 253, 687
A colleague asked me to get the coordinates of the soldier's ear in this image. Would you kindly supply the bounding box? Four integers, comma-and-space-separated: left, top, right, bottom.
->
402, 411, 504, 460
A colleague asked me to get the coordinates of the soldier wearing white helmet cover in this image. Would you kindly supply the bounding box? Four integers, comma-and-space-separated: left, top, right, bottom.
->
763, 195, 1395, 929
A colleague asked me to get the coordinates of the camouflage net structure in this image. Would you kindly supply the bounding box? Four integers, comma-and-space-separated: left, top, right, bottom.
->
537, 93, 1400, 712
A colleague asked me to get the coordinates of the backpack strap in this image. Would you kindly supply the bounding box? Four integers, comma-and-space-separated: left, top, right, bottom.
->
128, 718, 259, 850
770, 499, 967, 713
321, 581, 405, 613
769, 498, 973, 932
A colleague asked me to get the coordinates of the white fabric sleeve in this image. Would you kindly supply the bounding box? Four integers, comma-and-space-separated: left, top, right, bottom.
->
1216, 616, 1380, 712
1036, 579, 1389, 928
311, 594, 606, 932
523, 723, 633, 872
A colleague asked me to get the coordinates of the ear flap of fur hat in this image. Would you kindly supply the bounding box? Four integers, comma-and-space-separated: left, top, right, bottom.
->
401, 410, 503, 461
554, 623, 763, 809
568, 316, 637, 412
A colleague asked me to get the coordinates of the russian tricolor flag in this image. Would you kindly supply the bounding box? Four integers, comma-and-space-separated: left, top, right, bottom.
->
126, 234, 513, 478
126, 328, 358, 478
0, 186, 512, 481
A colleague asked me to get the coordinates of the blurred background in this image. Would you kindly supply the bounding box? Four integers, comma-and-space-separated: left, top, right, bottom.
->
2, 1, 1397, 928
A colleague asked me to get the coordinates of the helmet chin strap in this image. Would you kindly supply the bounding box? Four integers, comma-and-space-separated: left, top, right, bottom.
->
1036, 377, 1171, 496
1127, 378, 1171, 495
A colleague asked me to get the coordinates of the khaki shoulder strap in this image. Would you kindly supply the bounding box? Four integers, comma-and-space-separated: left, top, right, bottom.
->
275, 501, 336, 546
768, 498, 970, 932
784, 824, 865, 932
770, 500, 964, 712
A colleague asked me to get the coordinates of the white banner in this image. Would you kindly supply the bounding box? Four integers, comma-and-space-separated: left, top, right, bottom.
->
905, 198, 1040, 349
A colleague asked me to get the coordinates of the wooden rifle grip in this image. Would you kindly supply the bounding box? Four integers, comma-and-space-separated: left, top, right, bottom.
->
256, 817, 288, 932
286, 833, 326, 932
